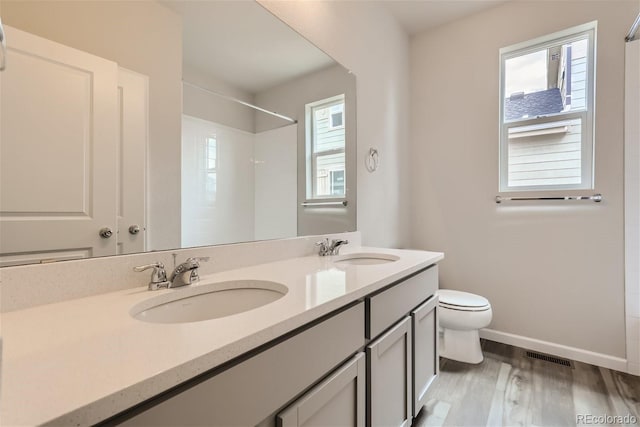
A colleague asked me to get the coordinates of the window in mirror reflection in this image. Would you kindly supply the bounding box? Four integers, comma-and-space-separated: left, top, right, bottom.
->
307, 94, 346, 199
205, 137, 217, 203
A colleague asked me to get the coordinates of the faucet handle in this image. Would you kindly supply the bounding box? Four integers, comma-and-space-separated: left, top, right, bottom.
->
315, 238, 330, 256
315, 238, 329, 246
134, 262, 170, 291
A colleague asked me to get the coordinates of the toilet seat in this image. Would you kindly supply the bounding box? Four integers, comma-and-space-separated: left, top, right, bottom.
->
438, 290, 491, 312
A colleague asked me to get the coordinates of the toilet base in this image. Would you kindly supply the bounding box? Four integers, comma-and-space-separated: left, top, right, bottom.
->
439, 328, 484, 364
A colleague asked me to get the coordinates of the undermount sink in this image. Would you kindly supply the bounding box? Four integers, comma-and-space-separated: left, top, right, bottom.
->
332, 252, 400, 266
131, 280, 288, 324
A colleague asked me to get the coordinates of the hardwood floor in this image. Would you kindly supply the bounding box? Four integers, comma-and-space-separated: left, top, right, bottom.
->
414, 340, 640, 427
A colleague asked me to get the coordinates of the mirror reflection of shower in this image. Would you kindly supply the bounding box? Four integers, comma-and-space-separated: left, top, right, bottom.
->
181, 84, 297, 247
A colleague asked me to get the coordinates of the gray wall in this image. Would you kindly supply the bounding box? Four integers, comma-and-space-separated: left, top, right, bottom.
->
409, 0, 638, 358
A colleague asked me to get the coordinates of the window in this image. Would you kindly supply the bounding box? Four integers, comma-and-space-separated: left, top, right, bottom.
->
499, 22, 596, 192
205, 136, 217, 203
329, 104, 344, 129
330, 170, 345, 195
306, 94, 346, 199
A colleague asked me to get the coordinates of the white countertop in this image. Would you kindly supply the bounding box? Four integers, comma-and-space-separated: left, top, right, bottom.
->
0, 247, 443, 426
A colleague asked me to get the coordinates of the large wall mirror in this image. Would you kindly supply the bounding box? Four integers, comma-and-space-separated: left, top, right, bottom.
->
0, 1, 356, 267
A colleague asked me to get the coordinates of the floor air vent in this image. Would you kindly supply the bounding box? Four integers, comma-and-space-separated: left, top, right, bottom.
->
525, 351, 574, 368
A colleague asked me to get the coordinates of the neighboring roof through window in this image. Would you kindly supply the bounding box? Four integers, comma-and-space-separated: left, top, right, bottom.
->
504, 88, 564, 121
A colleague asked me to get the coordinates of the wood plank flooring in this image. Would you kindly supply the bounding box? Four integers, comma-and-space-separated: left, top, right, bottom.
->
414, 340, 640, 427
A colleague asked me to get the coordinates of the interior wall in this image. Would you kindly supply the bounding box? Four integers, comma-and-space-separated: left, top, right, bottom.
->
254, 65, 357, 236
1, 1, 183, 251
259, 0, 411, 248
410, 0, 638, 358
625, 38, 640, 375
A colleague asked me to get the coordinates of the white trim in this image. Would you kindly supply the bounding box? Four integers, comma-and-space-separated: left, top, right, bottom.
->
479, 328, 629, 373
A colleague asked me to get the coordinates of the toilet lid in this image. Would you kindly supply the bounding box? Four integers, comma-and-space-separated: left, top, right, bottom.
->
438, 289, 490, 309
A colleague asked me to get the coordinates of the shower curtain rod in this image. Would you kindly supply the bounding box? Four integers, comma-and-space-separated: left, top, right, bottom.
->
182, 80, 297, 124
626, 12, 640, 42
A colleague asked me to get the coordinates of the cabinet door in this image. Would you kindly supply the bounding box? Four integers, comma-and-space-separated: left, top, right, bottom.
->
277, 352, 366, 427
412, 295, 438, 417
367, 317, 412, 427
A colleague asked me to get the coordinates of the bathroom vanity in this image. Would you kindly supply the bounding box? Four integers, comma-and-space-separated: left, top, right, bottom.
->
0, 243, 443, 426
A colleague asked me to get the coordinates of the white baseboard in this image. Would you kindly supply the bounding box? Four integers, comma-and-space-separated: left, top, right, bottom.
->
479, 328, 629, 373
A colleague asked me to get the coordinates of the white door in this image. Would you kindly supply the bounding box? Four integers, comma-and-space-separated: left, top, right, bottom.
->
0, 26, 118, 266
117, 68, 148, 255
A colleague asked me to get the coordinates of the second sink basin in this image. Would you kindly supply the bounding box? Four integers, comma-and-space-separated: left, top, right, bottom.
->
332, 252, 400, 266
131, 280, 288, 324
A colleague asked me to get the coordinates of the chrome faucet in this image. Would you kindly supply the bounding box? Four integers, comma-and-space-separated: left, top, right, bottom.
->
329, 239, 349, 255
169, 257, 210, 288
133, 262, 171, 291
134, 257, 210, 290
316, 238, 349, 256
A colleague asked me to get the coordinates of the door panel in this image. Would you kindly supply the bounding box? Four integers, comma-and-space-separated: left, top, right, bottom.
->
412, 296, 439, 417
367, 317, 412, 427
0, 25, 118, 264
117, 68, 148, 255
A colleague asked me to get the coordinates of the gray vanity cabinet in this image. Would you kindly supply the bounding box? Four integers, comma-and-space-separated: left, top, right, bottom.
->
365, 266, 439, 425
116, 303, 365, 427
110, 265, 440, 427
277, 352, 366, 427
411, 296, 438, 417
367, 316, 412, 427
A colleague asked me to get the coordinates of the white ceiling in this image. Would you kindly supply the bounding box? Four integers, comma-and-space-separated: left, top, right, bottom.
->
380, 0, 508, 35
160, 1, 507, 94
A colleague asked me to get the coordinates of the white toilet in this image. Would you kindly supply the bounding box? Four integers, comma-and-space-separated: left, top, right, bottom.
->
438, 289, 492, 364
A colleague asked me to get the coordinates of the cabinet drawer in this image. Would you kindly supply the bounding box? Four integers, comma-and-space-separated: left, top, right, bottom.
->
118, 303, 365, 427
367, 265, 438, 339
277, 352, 366, 427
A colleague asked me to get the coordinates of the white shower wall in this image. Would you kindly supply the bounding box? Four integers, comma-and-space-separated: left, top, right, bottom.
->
254, 125, 298, 241
181, 115, 297, 247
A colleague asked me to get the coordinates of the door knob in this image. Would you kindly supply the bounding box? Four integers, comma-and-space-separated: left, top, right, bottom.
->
128, 225, 141, 235
99, 227, 113, 239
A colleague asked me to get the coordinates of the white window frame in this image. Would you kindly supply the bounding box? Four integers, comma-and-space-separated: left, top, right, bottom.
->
499, 21, 597, 193
305, 94, 346, 200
